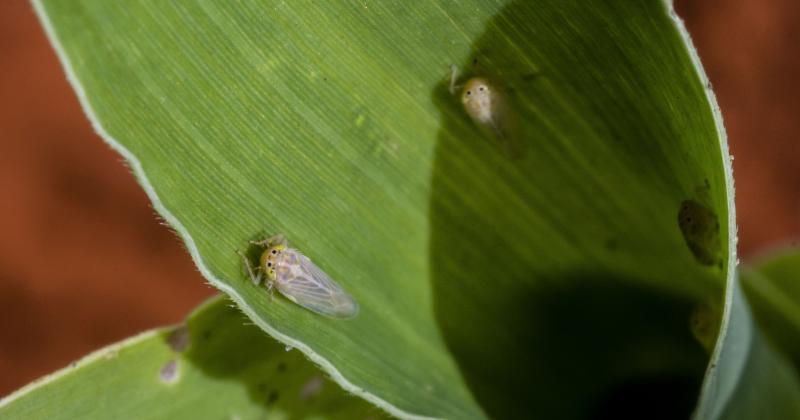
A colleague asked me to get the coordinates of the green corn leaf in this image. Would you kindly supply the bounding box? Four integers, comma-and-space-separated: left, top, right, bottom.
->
741, 249, 800, 368
0, 296, 388, 419
693, 274, 800, 420
693, 245, 800, 420
33, 0, 797, 418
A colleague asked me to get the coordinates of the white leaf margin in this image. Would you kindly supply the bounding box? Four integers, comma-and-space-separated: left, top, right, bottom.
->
29, 1, 438, 419
25, 0, 762, 418
666, 1, 800, 418
658, 2, 739, 417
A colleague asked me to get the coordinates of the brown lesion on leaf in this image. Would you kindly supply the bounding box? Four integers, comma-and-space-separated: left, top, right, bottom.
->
677, 185, 722, 267
159, 359, 179, 384
300, 375, 325, 401
689, 299, 721, 352
167, 324, 191, 352
266, 390, 280, 405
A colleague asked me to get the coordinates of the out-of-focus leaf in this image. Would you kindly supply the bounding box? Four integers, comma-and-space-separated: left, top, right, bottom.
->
0, 296, 388, 419
741, 249, 800, 367
693, 276, 800, 420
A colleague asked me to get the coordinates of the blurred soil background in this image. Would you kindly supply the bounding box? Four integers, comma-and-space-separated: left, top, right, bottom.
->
0, 0, 797, 396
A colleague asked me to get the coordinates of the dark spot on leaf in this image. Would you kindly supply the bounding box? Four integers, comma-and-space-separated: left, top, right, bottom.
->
689, 301, 718, 351
677, 199, 721, 266
521, 72, 541, 82
202, 330, 212, 340
159, 360, 179, 384
267, 390, 280, 405
277, 362, 287, 373
300, 376, 325, 400
167, 325, 190, 352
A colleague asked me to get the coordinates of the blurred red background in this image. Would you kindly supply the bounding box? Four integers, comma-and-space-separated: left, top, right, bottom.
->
0, 0, 797, 396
